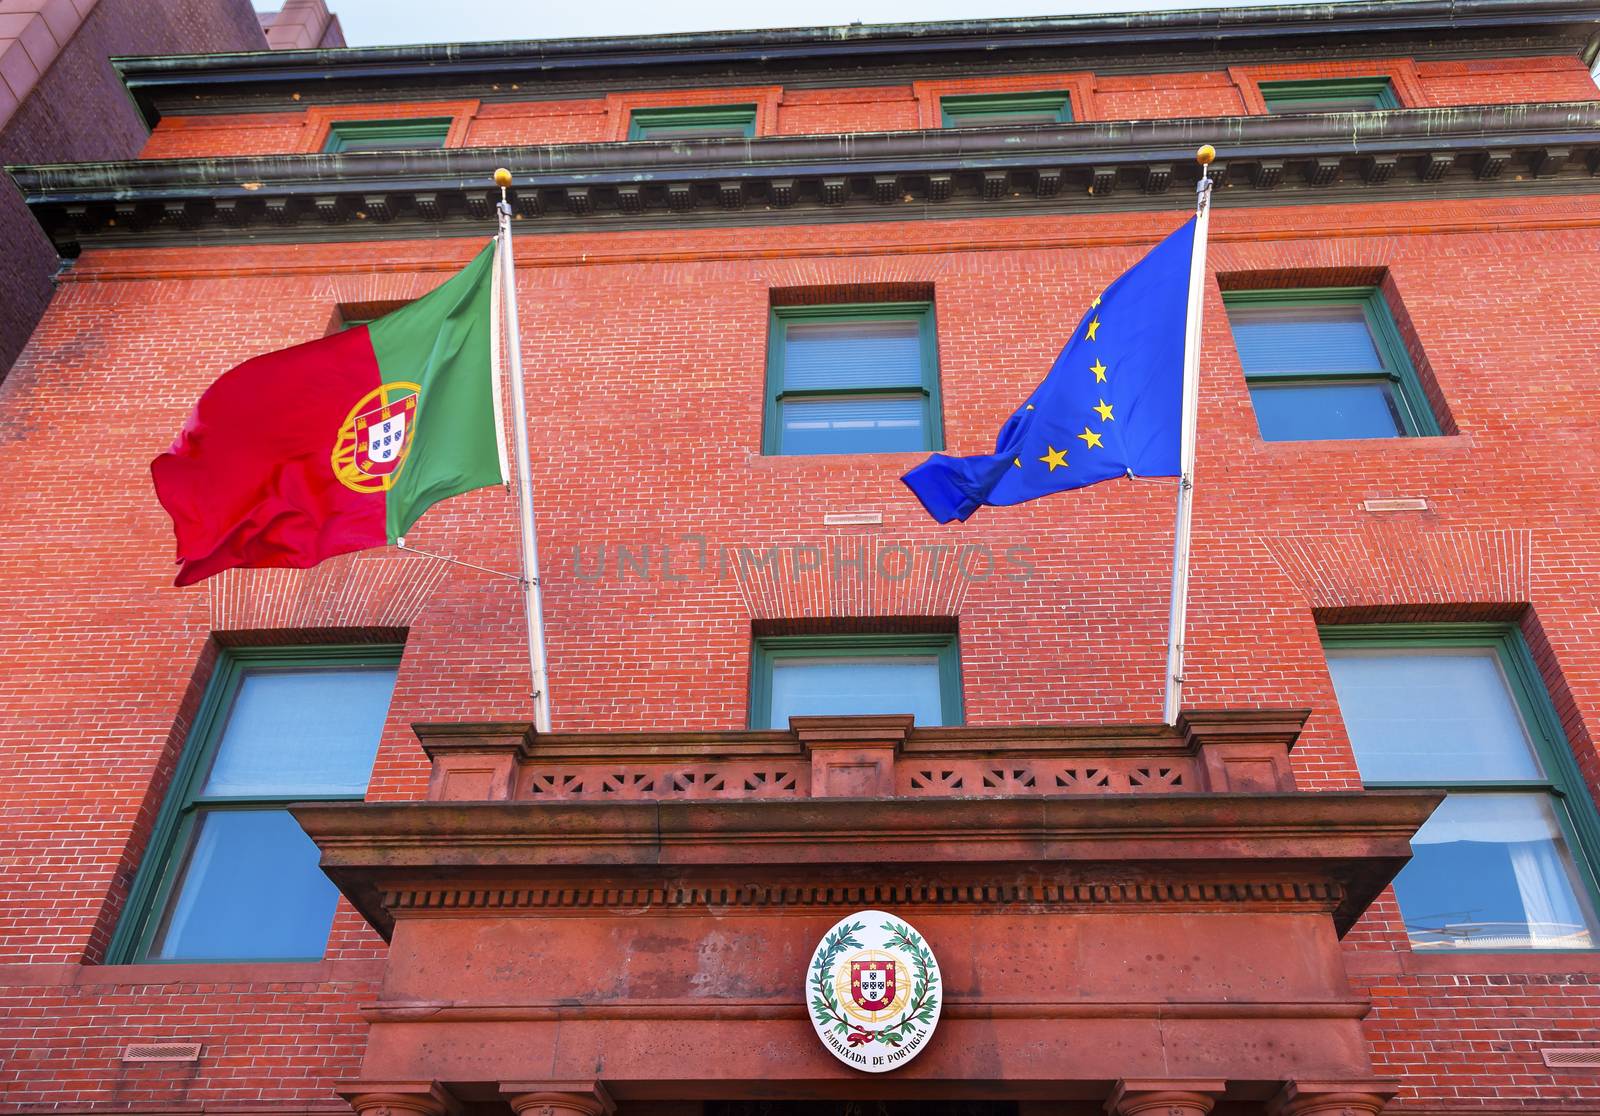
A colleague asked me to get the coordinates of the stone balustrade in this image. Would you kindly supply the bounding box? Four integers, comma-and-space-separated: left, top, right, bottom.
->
417, 709, 1305, 804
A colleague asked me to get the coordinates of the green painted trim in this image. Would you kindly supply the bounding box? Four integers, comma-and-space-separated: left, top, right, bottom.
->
107, 645, 402, 966
1319, 622, 1600, 950
748, 633, 963, 729
940, 91, 1073, 127
1223, 286, 1440, 438
761, 302, 944, 456
627, 104, 757, 141
323, 118, 452, 153
1260, 77, 1399, 113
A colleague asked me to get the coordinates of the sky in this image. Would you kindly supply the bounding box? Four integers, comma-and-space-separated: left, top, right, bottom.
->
328, 0, 1361, 47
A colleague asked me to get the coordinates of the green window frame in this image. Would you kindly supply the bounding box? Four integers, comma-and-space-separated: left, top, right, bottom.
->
939, 91, 1073, 128
763, 303, 944, 457
108, 645, 401, 964
1260, 77, 1399, 114
749, 634, 964, 729
627, 104, 758, 141
323, 118, 452, 153
1321, 623, 1600, 951
1223, 286, 1439, 442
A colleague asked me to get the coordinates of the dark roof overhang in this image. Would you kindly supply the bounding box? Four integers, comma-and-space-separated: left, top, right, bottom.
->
11, 101, 1600, 254
112, 1, 1600, 126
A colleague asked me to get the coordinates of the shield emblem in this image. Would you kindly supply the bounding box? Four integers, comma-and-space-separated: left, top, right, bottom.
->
353, 394, 417, 477
850, 959, 896, 1012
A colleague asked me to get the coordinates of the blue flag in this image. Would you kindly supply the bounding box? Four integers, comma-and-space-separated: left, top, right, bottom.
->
902, 217, 1197, 523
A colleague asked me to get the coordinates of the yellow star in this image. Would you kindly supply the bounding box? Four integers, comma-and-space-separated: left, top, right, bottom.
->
1013, 457, 1021, 468
1077, 427, 1104, 450
1025, 404, 1034, 410
1090, 359, 1107, 383
1038, 445, 1068, 472
1086, 317, 1100, 341
1093, 399, 1114, 422
1091, 294, 1102, 308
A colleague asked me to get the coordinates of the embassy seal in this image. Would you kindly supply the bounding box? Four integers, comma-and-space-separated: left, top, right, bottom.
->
806, 910, 942, 1073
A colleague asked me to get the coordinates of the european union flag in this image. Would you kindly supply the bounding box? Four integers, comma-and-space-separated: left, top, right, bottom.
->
902, 218, 1197, 523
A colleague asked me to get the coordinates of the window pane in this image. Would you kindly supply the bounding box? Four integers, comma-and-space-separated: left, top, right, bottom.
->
780, 396, 926, 455
946, 109, 1064, 127
150, 809, 340, 960
1265, 94, 1388, 113
1228, 304, 1385, 375
1326, 647, 1543, 782
201, 666, 397, 797
636, 121, 752, 140
326, 121, 450, 153
1394, 793, 1598, 950
769, 656, 944, 727
1249, 381, 1403, 441
782, 319, 924, 391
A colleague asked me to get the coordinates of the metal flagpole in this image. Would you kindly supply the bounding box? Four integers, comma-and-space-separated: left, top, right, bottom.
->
1162, 145, 1216, 726
493, 168, 553, 733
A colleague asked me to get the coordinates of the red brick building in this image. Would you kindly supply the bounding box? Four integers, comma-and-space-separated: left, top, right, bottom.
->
4, 3, 1600, 1114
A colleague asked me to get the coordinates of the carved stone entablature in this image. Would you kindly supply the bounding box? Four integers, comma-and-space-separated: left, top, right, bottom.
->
293, 786, 1439, 940
14, 102, 1600, 251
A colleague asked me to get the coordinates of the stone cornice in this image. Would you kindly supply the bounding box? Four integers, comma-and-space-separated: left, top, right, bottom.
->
9, 102, 1600, 253
108, 2, 1600, 125
291, 790, 1441, 938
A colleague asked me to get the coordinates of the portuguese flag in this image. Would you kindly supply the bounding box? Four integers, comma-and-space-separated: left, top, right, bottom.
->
153, 241, 505, 586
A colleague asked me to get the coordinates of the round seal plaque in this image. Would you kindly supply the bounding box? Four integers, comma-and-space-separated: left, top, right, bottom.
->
805, 909, 942, 1072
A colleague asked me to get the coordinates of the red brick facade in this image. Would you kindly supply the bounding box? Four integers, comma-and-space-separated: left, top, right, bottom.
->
3, 9, 1600, 1115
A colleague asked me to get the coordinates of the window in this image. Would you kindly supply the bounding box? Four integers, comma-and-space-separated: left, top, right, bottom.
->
627, 105, 757, 141
1260, 78, 1399, 113
323, 118, 451, 153
1323, 626, 1600, 951
111, 647, 400, 962
940, 91, 1073, 128
764, 304, 943, 456
750, 635, 962, 729
1223, 288, 1438, 442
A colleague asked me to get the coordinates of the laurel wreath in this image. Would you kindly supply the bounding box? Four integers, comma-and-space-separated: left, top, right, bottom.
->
809, 918, 939, 1050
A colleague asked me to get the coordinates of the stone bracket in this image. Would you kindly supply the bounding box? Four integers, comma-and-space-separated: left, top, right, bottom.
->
1108, 1079, 1226, 1115
337, 1080, 460, 1116
502, 1081, 615, 1116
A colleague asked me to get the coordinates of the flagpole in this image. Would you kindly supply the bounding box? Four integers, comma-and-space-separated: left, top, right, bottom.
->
493, 168, 553, 734
1162, 145, 1216, 726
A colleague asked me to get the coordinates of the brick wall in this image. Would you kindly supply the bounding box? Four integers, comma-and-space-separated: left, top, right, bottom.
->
0, 0, 265, 379
2, 184, 1599, 1108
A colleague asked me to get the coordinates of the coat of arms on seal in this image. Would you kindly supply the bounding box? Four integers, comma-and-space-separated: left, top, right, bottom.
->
806, 910, 942, 1073
331, 381, 421, 494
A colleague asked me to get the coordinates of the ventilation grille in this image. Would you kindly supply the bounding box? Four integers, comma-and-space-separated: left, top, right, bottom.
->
122, 1042, 201, 1063
1543, 1046, 1600, 1070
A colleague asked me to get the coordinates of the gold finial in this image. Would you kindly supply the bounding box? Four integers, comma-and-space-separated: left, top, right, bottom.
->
493, 168, 513, 188
1196, 144, 1216, 166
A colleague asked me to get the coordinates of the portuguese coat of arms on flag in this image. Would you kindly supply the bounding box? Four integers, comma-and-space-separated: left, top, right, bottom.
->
152, 241, 506, 586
